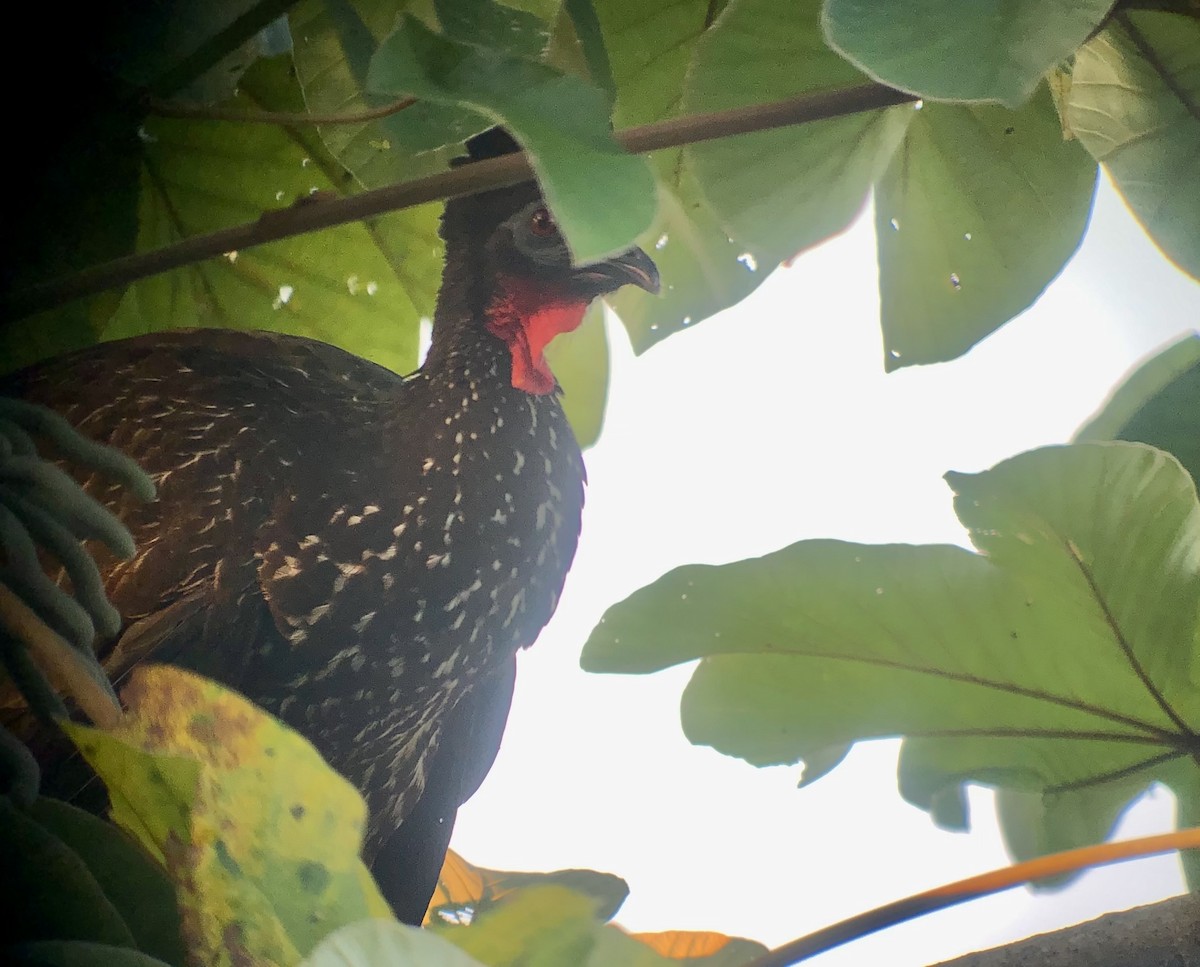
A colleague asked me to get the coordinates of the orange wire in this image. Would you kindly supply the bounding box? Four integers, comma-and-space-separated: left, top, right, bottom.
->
750, 826, 1200, 967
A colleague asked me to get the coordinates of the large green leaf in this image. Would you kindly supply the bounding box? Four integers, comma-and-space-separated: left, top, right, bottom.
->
875, 87, 1097, 369
583, 443, 1200, 838
822, 0, 1114, 106
684, 0, 911, 260
1067, 12, 1200, 281
368, 16, 656, 263
103, 54, 427, 375
596, 0, 774, 349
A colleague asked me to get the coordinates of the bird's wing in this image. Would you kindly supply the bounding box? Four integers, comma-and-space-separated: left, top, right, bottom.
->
370, 655, 517, 924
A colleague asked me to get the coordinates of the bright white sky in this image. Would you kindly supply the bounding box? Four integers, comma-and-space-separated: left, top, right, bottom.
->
450, 173, 1200, 965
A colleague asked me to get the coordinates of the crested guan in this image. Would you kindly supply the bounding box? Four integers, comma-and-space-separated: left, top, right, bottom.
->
0, 128, 660, 923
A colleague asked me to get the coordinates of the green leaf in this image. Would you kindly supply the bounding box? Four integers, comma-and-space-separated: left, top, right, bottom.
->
1075, 334, 1200, 490
583, 443, 1200, 838
290, 0, 489, 162
562, 0, 616, 95
27, 800, 186, 966
596, 0, 772, 348
1067, 12, 1200, 281
610, 165, 772, 352
875, 87, 1097, 369
994, 774, 1153, 890
301, 919, 487, 967
437, 885, 677, 967
66, 665, 391, 965
8, 940, 173, 967
684, 0, 911, 260
0, 796, 135, 949
1076, 335, 1200, 444
822, 0, 1113, 106
368, 16, 656, 263
544, 305, 609, 448
103, 54, 427, 376
435, 0, 550, 57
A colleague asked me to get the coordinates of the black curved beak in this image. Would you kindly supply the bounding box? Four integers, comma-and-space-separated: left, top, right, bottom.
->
577, 245, 661, 296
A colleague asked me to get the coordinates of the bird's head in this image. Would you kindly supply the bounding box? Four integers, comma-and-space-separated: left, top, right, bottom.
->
436, 130, 660, 395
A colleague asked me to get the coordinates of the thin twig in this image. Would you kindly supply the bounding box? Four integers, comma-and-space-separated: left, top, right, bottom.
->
145, 94, 417, 126
2, 83, 916, 320
0, 583, 123, 729
744, 827, 1200, 967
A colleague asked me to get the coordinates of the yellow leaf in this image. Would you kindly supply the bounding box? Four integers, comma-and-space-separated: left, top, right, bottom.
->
67, 664, 393, 966
425, 849, 628, 925
633, 931, 740, 957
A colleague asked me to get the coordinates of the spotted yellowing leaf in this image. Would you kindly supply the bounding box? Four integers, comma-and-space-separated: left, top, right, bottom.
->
66, 664, 391, 966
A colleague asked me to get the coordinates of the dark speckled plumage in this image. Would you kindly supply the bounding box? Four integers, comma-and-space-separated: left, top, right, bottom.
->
2, 132, 659, 923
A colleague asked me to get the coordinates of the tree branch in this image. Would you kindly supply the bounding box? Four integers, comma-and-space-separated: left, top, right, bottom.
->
2, 83, 915, 321
144, 94, 417, 126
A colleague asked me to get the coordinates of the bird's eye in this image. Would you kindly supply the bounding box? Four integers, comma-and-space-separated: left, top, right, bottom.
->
528, 207, 556, 238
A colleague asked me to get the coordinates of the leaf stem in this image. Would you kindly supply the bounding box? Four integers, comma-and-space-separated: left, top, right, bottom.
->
2, 83, 915, 320
744, 827, 1200, 967
0, 583, 123, 729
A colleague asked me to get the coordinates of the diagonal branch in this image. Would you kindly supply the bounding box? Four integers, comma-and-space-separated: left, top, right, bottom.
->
145, 93, 417, 126
2, 83, 916, 321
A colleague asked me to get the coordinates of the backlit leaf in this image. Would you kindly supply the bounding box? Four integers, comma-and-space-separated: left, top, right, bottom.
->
875, 87, 1096, 369
1068, 12, 1200, 281
104, 54, 428, 377
684, 0, 911, 261
597, 0, 770, 348
823, 0, 1113, 106
368, 16, 656, 264
584, 444, 1200, 841
1075, 334, 1200, 489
